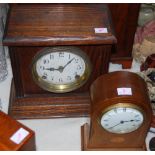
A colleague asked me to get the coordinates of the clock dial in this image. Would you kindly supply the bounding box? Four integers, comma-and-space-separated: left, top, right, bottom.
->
36, 52, 85, 84
32, 46, 91, 93
100, 105, 144, 134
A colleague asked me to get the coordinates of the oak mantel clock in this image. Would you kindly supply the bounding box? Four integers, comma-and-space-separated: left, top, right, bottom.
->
81, 71, 152, 150
3, 4, 116, 119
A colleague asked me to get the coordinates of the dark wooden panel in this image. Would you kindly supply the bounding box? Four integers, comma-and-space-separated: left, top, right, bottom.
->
9, 81, 91, 119
4, 4, 116, 46
9, 47, 24, 97
108, 3, 140, 58
6, 3, 139, 58
11, 45, 111, 95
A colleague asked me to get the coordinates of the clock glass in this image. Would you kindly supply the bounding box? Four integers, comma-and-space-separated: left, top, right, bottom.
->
100, 104, 144, 134
32, 46, 91, 93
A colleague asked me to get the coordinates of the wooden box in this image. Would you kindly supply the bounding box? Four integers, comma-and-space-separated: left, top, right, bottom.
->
0, 111, 35, 151
3, 4, 116, 119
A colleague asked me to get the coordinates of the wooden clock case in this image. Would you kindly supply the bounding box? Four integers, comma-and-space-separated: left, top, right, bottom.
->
108, 4, 140, 58
81, 71, 152, 151
0, 111, 35, 151
3, 4, 116, 119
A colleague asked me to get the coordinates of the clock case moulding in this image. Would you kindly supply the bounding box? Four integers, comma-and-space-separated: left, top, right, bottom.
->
3, 4, 116, 119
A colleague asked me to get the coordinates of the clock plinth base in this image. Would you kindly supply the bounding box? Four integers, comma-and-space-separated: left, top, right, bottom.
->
9, 80, 90, 119
81, 123, 146, 151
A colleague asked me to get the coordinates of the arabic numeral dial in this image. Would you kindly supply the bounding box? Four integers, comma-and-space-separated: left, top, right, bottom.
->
32, 47, 91, 93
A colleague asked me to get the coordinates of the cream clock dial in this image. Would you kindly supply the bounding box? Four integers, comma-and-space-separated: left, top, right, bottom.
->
100, 104, 144, 134
32, 46, 91, 93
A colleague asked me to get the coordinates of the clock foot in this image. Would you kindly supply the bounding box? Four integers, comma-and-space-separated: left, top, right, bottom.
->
81, 123, 146, 151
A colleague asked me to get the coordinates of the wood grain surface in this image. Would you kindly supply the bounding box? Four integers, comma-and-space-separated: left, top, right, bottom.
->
108, 4, 140, 58
3, 4, 116, 119
81, 71, 152, 150
4, 4, 116, 46
0, 111, 36, 150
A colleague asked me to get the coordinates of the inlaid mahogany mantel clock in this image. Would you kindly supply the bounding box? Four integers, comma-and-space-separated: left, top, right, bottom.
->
81, 71, 152, 150
3, 4, 116, 119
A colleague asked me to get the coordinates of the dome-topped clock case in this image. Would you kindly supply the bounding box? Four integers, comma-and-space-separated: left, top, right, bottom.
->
81, 71, 152, 150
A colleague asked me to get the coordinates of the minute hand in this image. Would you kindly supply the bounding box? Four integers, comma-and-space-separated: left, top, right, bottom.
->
63, 58, 75, 70
108, 120, 135, 129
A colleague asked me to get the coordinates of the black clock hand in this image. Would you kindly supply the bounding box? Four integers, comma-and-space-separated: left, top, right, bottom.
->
108, 120, 135, 129
108, 121, 123, 129
62, 58, 75, 70
45, 66, 64, 73
123, 120, 135, 123
45, 67, 60, 71
44, 58, 75, 73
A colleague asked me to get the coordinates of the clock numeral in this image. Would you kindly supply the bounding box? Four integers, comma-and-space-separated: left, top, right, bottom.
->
43, 72, 47, 76
40, 66, 45, 70
42, 76, 47, 79
59, 78, 63, 82
59, 52, 64, 57
75, 74, 80, 80
51, 76, 54, 81
68, 54, 71, 59
42, 73, 47, 79
43, 59, 49, 64
50, 54, 54, 59
77, 65, 82, 70
75, 59, 79, 63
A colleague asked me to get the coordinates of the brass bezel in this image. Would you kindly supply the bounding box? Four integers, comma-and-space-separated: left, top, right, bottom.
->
31, 46, 92, 93
98, 103, 145, 134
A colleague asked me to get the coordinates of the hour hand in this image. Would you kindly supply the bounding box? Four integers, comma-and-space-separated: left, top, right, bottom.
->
45, 67, 64, 73
44, 67, 59, 71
